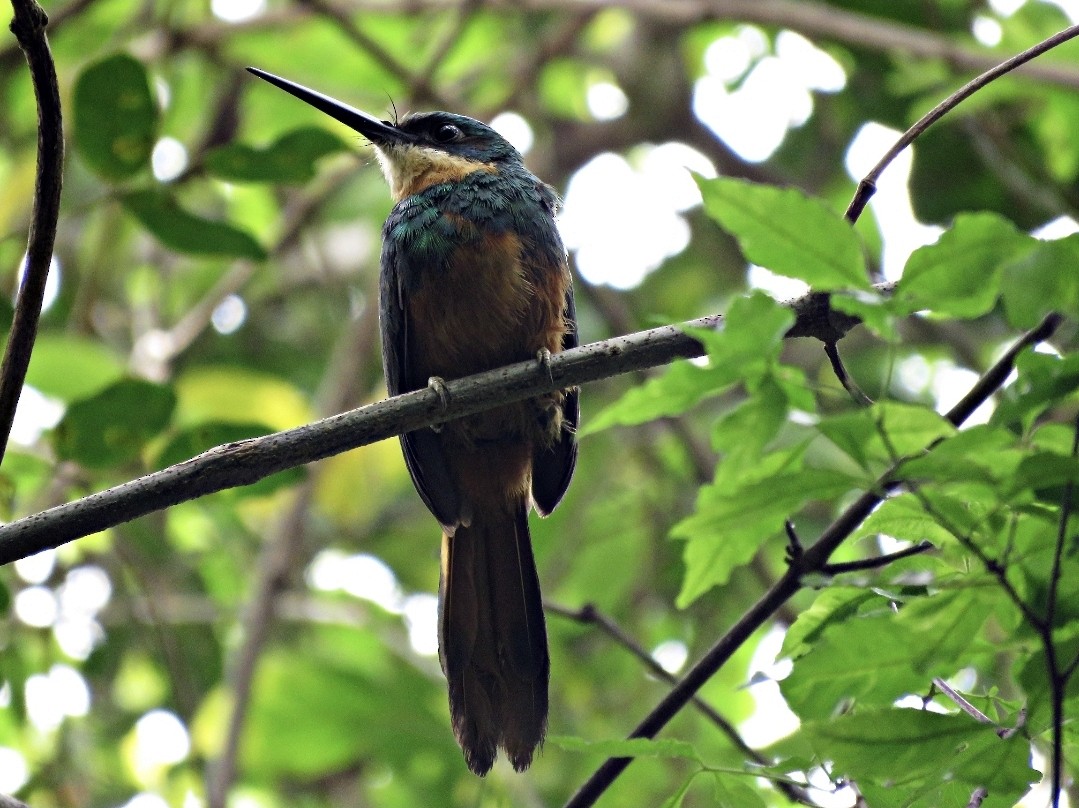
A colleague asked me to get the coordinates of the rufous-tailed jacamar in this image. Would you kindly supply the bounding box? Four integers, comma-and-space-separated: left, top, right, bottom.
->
248, 68, 579, 775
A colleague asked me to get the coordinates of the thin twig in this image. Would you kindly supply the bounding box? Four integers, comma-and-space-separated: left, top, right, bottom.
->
845, 24, 1079, 221
821, 540, 933, 575
546, 602, 816, 806
562, 313, 1062, 808
0, 0, 64, 466
823, 341, 873, 406
1044, 411, 1079, 808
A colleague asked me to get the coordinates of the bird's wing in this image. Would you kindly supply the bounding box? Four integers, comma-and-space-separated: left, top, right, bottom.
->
380, 212, 462, 530
531, 280, 579, 516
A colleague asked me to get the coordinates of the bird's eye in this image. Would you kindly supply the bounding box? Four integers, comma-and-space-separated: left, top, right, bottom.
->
433, 124, 462, 143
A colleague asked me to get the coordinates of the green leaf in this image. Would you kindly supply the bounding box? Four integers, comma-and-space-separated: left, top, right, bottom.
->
898, 424, 1022, 488
73, 53, 157, 180
1001, 234, 1079, 328
155, 422, 304, 497
53, 379, 176, 468
675, 462, 862, 606
895, 212, 1032, 318
712, 776, 767, 808
696, 176, 869, 289
993, 350, 1079, 432
204, 126, 349, 183
818, 401, 955, 472
122, 189, 267, 259
782, 590, 994, 720
547, 735, 701, 761
710, 376, 790, 490
25, 335, 125, 401
781, 587, 883, 659
584, 293, 793, 434
794, 709, 1035, 796
853, 494, 958, 547
582, 360, 739, 435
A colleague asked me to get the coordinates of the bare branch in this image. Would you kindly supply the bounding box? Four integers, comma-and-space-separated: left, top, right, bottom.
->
0, 0, 64, 466
821, 540, 934, 575
846, 23, 1079, 221
343, 0, 1079, 92
0, 282, 879, 566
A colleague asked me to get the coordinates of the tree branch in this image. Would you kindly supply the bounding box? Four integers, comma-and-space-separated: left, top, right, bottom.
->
347, 0, 1079, 92
0, 0, 64, 466
562, 311, 1063, 808
0, 284, 875, 566
546, 601, 816, 806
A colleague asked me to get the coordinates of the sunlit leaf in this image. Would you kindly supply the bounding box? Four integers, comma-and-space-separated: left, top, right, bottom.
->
895, 212, 1032, 318
1001, 234, 1079, 328
696, 176, 870, 290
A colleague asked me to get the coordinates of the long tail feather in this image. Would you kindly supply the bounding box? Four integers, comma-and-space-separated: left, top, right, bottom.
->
439, 498, 548, 774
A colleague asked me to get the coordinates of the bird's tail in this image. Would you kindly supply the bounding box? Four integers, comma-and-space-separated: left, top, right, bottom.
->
439, 496, 549, 775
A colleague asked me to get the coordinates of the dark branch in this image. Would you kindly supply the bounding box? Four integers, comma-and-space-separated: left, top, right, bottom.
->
562, 312, 1062, 808
0, 285, 872, 567
821, 540, 934, 575
845, 23, 1079, 221
0, 0, 64, 466
546, 601, 815, 805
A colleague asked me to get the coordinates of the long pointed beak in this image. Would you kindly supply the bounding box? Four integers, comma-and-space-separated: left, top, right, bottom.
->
246, 67, 408, 146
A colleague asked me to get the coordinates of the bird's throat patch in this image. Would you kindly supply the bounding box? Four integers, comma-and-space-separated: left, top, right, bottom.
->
377, 143, 496, 201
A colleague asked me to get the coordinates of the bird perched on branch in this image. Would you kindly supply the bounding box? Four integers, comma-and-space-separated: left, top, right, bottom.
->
248, 68, 579, 776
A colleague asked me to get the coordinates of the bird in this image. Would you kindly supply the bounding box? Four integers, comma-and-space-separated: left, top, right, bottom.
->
247, 68, 579, 776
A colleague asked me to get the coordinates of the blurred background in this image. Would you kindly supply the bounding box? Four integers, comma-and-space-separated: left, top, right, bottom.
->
1, 0, 1079, 805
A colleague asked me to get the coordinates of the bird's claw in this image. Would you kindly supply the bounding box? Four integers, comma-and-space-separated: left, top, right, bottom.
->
536, 348, 554, 384
428, 376, 450, 432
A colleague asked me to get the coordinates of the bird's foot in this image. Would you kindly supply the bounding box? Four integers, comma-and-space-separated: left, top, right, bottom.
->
428, 376, 450, 433
536, 348, 554, 384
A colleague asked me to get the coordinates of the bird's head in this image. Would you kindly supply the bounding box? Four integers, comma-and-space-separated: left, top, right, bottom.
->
247, 68, 523, 200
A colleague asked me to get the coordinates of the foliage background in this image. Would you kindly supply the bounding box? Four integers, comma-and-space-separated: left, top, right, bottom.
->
0, 0, 1078, 806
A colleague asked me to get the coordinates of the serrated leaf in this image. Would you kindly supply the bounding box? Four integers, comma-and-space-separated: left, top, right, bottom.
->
584, 293, 793, 434
1001, 234, 1079, 328
204, 126, 349, 183
818, 401, 955, 472
697, 176, 869, 290
796, 709, 1035, 794
53, 379, 176, 468
122, 189, 267, 259
74, 53, 158, 180
895, 212, 1032, 318
582, 360, 739, 435
781, 591, 992, 719
675, 464, 862, 606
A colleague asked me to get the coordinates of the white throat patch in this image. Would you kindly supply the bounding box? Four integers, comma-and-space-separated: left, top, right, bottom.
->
375, 142, 490, 200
